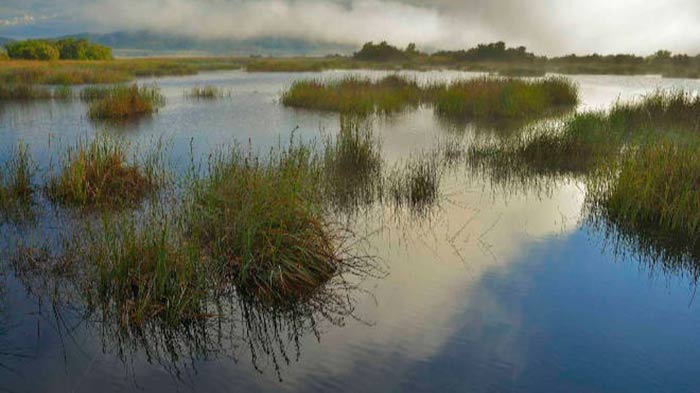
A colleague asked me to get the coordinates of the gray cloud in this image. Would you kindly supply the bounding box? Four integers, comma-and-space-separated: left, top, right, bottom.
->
3, 0, 700, 55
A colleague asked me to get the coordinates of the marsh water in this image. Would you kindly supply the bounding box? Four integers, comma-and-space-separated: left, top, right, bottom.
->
2, 71, 700, 392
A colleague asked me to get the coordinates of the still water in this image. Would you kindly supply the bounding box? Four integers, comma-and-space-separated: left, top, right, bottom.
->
1, 71, 700, 392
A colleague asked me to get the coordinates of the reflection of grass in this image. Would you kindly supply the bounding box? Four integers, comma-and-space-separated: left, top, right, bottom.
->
46, 135, 165, 209
0, 142, 36, 221
87, 84, 165, 120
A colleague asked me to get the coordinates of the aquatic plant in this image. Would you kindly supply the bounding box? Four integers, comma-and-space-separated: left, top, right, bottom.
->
0, 84, 53, 100
87, 84, 165, 120
433, 77, 578, 120
323, 117, 384, 210
388, 152, 442, 210
588, 141, 700, 247
185, 139, 342, 303
46, 135, 165, 209
281, 75, 424, 114
0, 142, 36, 221
184, 85, 229, 99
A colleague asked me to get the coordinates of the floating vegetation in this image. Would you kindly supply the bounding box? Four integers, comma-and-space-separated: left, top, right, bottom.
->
87, 84, 165, 120
184, 85, 230, 99
46, 135, 166, 209
0, 142, 36, 221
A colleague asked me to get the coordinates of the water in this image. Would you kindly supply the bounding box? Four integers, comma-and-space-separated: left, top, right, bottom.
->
1, 71, 700, 392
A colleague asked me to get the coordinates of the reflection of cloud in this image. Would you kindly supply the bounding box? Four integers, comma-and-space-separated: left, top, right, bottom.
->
272, 172, 585, 388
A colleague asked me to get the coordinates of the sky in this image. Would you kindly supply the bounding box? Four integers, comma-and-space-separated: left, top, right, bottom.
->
1, 0, 700, 56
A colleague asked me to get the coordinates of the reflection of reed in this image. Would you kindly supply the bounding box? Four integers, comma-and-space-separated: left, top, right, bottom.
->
6, 230, 383, 384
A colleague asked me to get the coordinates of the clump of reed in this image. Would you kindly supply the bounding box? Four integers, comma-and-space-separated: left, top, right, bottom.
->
0, 142, 36, 220
76, 211, 208, 327
185, 139, 342, 303
323, 117, 384, 210
281, 75, 424, 114
433, 77, 579, 120
467, 91, 700, 179
87, 84, 165, 120
46, 135, 165, 209
184, 85, 229, 99
587, 141, 700, 247
388, 152, 442, 209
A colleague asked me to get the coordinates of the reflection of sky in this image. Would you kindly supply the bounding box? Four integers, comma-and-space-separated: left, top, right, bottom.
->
2, 71, 700, 392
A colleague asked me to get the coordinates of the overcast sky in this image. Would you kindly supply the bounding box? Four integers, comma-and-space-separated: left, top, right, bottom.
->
1, 0, 700, 55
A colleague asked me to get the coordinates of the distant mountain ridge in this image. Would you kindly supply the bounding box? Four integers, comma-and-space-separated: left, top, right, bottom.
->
60, 31, 354, 56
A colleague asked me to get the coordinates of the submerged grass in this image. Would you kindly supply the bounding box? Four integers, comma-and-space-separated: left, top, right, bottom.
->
46, 135, 165, 209
87, 84, 165, 120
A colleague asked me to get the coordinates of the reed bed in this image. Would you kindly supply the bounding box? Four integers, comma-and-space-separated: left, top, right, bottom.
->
46, 135, 165, 209
388, 152, 442, 210
433, 77, 578, 120
87, 84, 165, 120
282, 75, 578, 119
282, 75, 424, 114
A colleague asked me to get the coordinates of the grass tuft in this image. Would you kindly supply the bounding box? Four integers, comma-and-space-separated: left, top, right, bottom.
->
0, 142, 36, 221
87, 84, 165, 120
46, 135, 165, 209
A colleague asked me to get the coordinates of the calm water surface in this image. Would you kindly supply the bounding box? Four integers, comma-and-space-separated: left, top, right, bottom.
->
1, 71, 700, 392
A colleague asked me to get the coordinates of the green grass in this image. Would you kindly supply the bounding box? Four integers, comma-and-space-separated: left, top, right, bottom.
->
282, 75, 424, 114
87, 84, 165, 120
78, 211, 207, 327
184, 85, 230, 99
323, 117, 384, 210
46, 135, 165, 209
468, 91, 700, 178
185, 139, 342, 304
433, 77, 578, 120
388, 152, 442, 210
0, 142, 36, 221
588, 141, 700, 245
282, 75, 578, 119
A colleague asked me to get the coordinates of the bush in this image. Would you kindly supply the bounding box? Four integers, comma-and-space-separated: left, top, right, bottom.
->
5, 40, 60, 61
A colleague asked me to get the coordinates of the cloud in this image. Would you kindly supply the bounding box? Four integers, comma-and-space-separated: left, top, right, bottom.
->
6, 0, 700, 55
0, 15, 35, 27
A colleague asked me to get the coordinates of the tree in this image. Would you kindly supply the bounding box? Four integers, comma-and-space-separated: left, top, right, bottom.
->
5, 40, 60, 61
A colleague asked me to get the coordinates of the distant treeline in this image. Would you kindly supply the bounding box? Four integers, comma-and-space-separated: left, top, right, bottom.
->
4, 38, 112, 61
353, 41, 700, 77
